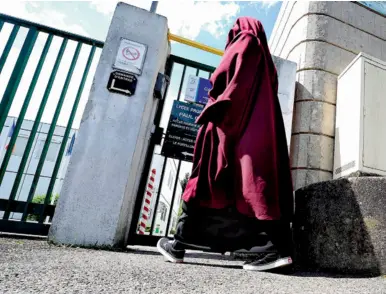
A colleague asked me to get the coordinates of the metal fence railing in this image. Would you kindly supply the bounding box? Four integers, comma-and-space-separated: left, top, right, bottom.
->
0, 13, 103, 235
0, 12, 219, 238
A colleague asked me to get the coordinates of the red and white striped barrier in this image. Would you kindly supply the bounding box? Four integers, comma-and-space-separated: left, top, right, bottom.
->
138, 169, 156, 235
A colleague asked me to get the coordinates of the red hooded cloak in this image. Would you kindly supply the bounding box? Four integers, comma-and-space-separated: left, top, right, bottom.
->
182, 17, 293, 222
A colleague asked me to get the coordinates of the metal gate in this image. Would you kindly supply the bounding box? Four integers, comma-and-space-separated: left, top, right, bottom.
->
0, 13, 103, 235
128, 55, 215, 246
0, 13, 217, 240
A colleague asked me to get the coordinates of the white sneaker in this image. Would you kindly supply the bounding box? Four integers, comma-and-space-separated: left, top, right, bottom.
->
243, 253, 293, 271
157, 238, 185, 263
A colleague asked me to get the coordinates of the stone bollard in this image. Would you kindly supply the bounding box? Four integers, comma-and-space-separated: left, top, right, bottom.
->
294, 176, 386, 276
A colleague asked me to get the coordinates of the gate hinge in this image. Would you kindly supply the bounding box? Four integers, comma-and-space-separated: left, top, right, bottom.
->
154, 73, 170, 100
151, 125, 164, 145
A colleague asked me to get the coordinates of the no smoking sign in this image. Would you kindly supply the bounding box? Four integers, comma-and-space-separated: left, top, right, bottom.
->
114, 38, 147, 75
122, 46, 140, 60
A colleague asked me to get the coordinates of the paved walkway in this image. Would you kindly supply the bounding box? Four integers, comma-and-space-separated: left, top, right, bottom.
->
0, 236, 385, 294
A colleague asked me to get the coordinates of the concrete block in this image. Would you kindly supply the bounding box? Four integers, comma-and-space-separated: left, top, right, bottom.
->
296, 70, 337, 104
382, 42, 386, 62
291, 169, 332, 190
269, 1, 309, 56
294, 177, 386, 275
292, 101, 335, 137
309, 1, 385, 40
306, 15, 384, 61
288, 41, 357, 75
290, 134, 334, 171
278, 16, 308, 59
308, 1, 331, 15
374, 13, 386, 41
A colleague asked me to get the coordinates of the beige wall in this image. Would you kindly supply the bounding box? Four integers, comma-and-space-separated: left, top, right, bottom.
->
269, 1, 386, 189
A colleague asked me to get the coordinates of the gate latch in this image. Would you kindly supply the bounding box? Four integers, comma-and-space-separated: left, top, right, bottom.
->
154, 72, 169, 100
151, 125, 164, 145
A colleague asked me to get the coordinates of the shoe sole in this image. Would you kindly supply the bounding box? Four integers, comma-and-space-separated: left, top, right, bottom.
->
157, 239, 184, 264
178, 241, 211, 251
231, 252, 268, 261
243, 257, 293, 271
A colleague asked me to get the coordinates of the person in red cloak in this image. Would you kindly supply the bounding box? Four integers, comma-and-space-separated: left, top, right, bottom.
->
158, 17, 294, 272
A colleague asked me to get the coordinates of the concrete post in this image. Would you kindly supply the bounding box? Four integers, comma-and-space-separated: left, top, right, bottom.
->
49, 3, 169, 247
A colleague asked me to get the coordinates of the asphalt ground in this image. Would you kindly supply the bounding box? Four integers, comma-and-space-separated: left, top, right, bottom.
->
0, 236, 385, 294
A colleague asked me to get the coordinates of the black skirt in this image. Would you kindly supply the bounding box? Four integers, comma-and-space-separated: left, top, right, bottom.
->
174, 201, 293, 255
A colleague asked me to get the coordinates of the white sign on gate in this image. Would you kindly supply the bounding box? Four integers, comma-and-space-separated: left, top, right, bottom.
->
113, 38, 147, 75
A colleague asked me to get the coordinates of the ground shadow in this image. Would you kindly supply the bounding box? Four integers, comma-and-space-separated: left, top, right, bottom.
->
182, 261, 242, 270
126, 247, 234, 261
125, 247, 379, 277
0, 233, 47, 241
289, 270, 380, 279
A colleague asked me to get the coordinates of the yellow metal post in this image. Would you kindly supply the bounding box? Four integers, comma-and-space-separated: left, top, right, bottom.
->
168, 32, 224, 56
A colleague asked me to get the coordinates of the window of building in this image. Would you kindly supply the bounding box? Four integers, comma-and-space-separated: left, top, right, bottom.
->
13, 136, 28, 157
46, 142, 60, 162
167, 171, 171, 189
157, 201, 167, 222
167, 170, 175, 190
34, 139, 61, 162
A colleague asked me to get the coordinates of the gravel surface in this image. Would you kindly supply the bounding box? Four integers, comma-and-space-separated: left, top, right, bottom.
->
0, 236, 385, 294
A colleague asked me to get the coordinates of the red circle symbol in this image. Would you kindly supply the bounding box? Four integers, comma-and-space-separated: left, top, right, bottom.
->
122, 46, 140, 61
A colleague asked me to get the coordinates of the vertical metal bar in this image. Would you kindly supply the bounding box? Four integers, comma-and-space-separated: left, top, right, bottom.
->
0, 25, 20, 74
195, 68, 199, 76
165, 160, 182, 236
153, 60, 173, 127
0, 35, 53, 186
0, 20, 4, 32
3, 39, 68, 221
128, 59, 174, 243
177, 65, 186, 101
41, 45, 96, 222
0, 28, 37, 132
17, 136, 39, 220
149, 156, 168, 235
150, 1, 158, 13
26, 42, 82, 224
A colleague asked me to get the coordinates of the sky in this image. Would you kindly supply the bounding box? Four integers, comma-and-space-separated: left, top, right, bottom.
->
0, 1, 282, 70
0, 1, 282, 128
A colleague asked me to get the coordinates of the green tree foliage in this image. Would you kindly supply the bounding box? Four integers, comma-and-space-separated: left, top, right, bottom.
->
27, 194, 60, 221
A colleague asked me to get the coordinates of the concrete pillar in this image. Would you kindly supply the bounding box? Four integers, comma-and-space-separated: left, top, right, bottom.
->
269, 1, 386, 190
49, 3, 169, 247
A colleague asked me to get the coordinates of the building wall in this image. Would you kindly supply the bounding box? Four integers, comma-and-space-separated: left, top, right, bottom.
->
269, 1, 386, 189
0, 116, 77, 219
